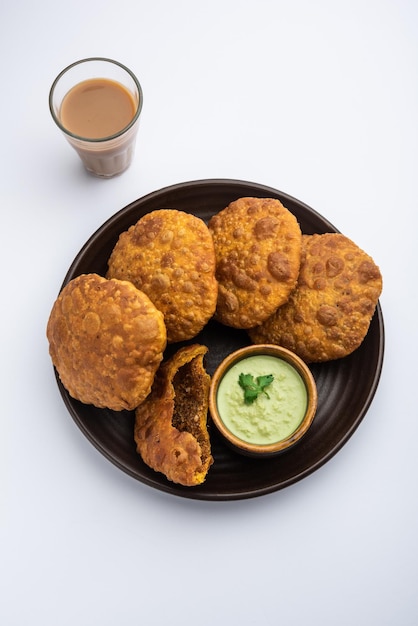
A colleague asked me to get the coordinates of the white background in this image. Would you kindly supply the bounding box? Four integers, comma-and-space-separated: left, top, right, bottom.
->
2, 1, 417, 624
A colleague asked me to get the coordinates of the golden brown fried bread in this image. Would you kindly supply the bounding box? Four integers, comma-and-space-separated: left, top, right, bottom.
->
208, 197, 302, 328
249, 233, 382, 362
134, 344, 213, 486
106, 209, 218, 343
47, 273, 167, 410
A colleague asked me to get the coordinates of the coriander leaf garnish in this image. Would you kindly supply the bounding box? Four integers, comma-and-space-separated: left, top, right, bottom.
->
238, 373, 274, 405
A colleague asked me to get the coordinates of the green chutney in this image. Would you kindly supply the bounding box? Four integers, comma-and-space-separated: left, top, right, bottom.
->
216, 354, 308, 445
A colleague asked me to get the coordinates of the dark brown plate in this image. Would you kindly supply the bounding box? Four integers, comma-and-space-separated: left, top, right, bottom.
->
55, 179, 385, 500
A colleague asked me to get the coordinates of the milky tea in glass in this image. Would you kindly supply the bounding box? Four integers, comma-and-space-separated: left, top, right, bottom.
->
49, 58, 142, 178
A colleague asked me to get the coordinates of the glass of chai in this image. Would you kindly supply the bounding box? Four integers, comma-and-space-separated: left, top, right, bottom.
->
49, 58, 143, 178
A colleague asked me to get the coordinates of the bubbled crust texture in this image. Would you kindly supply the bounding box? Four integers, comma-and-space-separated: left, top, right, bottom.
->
134, 345, 213, 486
47, 274, 167, 411
248, 234, 382, 362
106, 209, 218, 343
208, 197, 302, 328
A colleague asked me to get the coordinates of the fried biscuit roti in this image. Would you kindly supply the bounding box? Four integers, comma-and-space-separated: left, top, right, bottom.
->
47, 273, 167, 410
106, 209, 218, 343
134, 344, 213, 487
248, 233, 382, 363
208, 197, 302, 328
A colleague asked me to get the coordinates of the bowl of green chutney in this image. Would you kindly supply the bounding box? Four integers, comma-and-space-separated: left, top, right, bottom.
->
209, 344, 318, 457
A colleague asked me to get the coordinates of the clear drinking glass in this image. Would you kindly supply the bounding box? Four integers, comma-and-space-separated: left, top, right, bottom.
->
49, 58, 143, 178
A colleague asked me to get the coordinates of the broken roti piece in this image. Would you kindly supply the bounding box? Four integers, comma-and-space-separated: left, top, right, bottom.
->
134, 344, 213, 486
